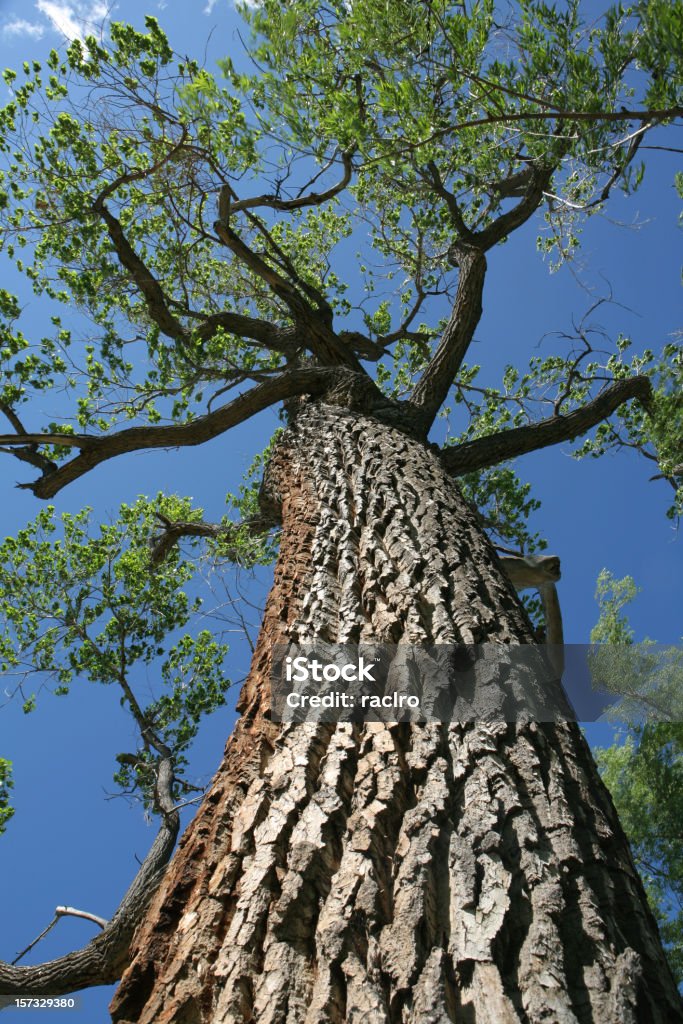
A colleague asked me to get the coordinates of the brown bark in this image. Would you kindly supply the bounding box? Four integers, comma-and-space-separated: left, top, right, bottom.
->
110, 402, 682, 1024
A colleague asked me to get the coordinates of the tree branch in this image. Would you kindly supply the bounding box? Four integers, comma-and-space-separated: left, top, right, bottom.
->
407, 160, 557, 433
409, 245, 487, 430
0, 403, 58, 475
422, 161, 471, 238
383, 105, 683, 161
10, 907, 109, 969
474, 164, 554, 251
148, 512, 273, 567
93, 172, 304, 357
54, 908, 108, 931
213, 214, 365, 371
94, 202, 188, 342
441, 376, 653, 475
227, 150, 354, 214
191, 311, 301, 356
0, 759, 179, 997
0, 368, 370, 499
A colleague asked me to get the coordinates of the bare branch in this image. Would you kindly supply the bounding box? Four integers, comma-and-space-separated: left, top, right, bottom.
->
10, 906, 109, 968
441, 376, 653, 475
0, 760, 179, 997
227, 150, 354, 214
54, 908, 108, 931
0, 368, 374, 499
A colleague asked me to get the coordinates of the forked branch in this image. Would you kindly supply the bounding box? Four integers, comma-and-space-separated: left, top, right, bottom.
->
409, 163, 555, 431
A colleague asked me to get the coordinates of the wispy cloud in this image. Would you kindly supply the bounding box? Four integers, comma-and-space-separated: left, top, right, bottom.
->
35, 0, 110, 42
205, 0, 259, 12
2, 17, 46, 40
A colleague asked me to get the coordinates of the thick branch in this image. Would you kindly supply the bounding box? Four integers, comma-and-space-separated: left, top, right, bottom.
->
0, 403, 58, 474
95, 203, 188, 342
93, 190, 299, 356
1, 368, 368, 499
192, 312, 298, 353
213, 216, 364, 371
406, 162, 556, 433
441, 376, 653, 475
475, 164, 554, 251
409, 246, 487, 430
0, 760, 179, 997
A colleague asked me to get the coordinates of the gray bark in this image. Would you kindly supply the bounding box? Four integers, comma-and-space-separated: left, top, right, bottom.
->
110, 402, 682, 1024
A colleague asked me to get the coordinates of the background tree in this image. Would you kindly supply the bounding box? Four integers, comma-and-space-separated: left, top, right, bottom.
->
0, 1, 682, 1021
590, 571, 683, 985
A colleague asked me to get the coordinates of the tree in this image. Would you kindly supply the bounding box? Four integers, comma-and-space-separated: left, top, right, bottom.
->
0, 1, 682, 1020
591, 571, 683, 985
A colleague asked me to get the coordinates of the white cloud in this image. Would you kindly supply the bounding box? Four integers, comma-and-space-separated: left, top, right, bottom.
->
2, 17, 46, 39
204, 0, 259, 13
35, 0, 109, 42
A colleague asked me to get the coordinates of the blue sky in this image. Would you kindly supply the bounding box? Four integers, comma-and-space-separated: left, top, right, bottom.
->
0, 1, 681, 1020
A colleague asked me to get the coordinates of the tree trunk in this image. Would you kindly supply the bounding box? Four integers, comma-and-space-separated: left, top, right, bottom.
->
110, 402, 682, 1024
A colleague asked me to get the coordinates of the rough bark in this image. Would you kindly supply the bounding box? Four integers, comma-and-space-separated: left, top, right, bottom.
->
110, 402, 682, 1024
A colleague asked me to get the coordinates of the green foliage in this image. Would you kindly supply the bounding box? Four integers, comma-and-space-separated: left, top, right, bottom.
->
597, 726, 683, 983
222, 430, 284, 567
591, 572, 683, 980
0, 494, 231, 807
591, 569, 639, 644
0, 757, 13, 835
0, 3, 679, 442
459, 465, 546, 555
575, 342, 683, 520
589, 571, 682, 722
